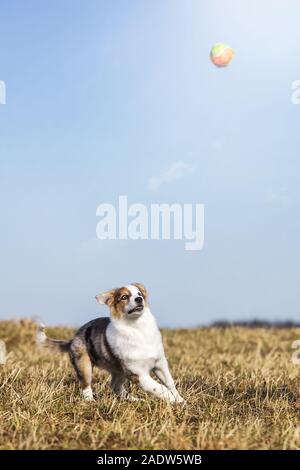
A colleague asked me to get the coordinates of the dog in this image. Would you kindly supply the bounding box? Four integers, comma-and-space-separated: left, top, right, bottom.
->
37, 283, 185, 403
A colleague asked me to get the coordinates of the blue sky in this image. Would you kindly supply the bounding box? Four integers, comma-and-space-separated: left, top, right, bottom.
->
0, 0, 300, 327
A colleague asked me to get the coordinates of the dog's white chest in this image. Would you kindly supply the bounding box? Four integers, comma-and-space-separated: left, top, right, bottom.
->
107, 309, 164, 372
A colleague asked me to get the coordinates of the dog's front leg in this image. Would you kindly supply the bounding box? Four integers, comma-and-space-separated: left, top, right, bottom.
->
111, 373, 127, 398
138, 373, 176, 402
110, 373, 139, 401
153, 357, 185, 403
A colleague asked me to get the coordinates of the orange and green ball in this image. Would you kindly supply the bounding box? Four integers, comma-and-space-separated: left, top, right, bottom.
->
210, 43, 234, 68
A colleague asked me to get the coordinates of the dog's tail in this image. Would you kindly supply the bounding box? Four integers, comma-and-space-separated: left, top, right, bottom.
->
36, 323, 71, 353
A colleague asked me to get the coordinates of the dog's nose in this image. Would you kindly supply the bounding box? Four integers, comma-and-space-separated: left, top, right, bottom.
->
135, 296, 143, 304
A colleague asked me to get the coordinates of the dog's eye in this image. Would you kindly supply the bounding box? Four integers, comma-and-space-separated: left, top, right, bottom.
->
137, 292, 142, 297
121, 295, 128, 301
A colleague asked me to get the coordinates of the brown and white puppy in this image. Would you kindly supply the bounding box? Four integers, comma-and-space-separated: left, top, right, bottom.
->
37, 283, 184, 403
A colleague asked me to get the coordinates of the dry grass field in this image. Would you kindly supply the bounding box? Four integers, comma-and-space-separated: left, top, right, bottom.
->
0, 318, 300, 450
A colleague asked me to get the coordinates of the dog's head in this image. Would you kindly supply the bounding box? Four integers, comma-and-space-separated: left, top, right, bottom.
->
95, 283, 148, 320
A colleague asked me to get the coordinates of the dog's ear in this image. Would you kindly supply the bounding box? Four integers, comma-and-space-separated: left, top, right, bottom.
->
95, 289, 115, 307
132, 283, 148, 300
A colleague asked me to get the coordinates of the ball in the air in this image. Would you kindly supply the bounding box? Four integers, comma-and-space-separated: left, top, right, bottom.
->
210, 43, 234, 68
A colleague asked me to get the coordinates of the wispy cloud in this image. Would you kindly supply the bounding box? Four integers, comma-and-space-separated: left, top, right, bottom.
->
148, 161, 193, 191
266, 188, 291, 207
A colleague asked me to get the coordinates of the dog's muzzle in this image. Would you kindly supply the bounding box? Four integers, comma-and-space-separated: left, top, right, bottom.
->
128, 304, 144, 314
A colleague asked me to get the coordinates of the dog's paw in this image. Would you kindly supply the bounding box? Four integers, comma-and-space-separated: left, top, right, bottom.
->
174, 395, 186, 405
83, 397, 95, 402
82, 387, 94, 401
83, 395, 95, 402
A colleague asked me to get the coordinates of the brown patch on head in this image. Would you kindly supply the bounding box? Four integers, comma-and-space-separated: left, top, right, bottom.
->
110, 287, 132, 319
132, 283, 148, 301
